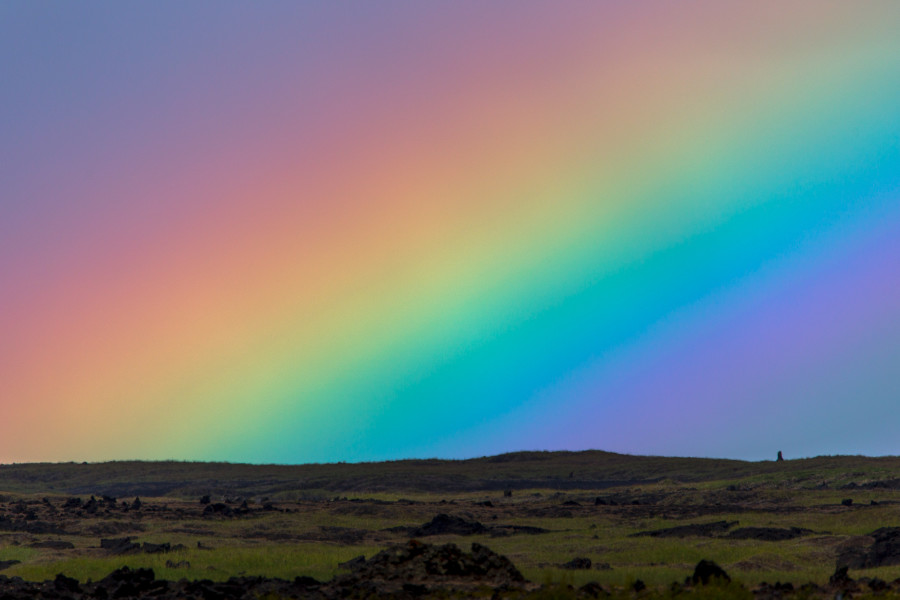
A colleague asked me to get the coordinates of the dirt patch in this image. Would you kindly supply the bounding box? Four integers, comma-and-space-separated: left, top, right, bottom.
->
731, 555, 801, 572
299, 526, 370, 544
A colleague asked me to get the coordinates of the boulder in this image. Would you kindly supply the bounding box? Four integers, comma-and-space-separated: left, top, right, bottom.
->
691, 559, 730, 585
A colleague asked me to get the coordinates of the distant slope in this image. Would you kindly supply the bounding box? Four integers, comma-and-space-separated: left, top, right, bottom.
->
1, 450, 899, 498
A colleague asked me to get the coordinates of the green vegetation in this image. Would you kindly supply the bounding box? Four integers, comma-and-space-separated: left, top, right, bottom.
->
1, 450, 900, 593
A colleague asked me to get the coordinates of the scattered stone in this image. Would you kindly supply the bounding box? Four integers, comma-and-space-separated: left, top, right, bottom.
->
560, 557, 592, 570
755, 581, 794, 596
202, 502, 233, 517
841, 498, 853, 507
165, 560, 191, 569
408, 514, 489, 536
579, 582, 606, 597
867, 577, 888, 592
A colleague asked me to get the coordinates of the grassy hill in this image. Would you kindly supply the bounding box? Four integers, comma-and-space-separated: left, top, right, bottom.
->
2, 450, 899, 498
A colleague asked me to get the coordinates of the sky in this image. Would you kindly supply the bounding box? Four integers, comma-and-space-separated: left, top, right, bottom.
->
2, 2, 899, 464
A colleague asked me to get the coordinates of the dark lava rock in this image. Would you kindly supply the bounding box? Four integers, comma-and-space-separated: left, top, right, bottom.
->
338, 554, 367, 570
561, 500, 581, 506
29, 540, 75, 550
0, 517, 66, 535
199, 495, 211, 504
865, 577, 888, 591
632, 579, 646, 592
580, 582, 606, 597
101, 537, 141, 554
63, 497, 83, 509
838, 527, 900, 568
726, 526, 812, 541
755, 581, 794, 597
54, 573, 81, 593
340, 540, 525, 590
842, 498, 854, 507
98, 566, 161, 598
633, 520, 738, 538
202, 502, 234, 517
0, 560, 20, 570
141, 542, 171, 554
294, 575, 322, 588
408, 513, 489, 536
131, 497, 142, 510
691, 559, 730, 585
830, 565, 854, 587
83, 496, 99, 514
560, 557, 592, 570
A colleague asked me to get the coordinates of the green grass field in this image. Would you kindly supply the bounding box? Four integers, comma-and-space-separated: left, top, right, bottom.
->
2, 451, 900, 597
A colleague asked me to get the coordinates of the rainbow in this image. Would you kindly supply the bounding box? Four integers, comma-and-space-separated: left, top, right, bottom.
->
2, 2, 899, 463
